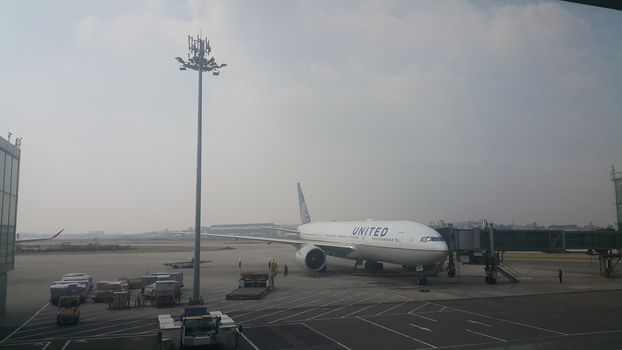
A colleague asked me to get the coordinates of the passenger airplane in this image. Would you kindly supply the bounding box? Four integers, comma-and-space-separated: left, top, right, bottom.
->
16, 229, 64, 243
204, 184, 448, 277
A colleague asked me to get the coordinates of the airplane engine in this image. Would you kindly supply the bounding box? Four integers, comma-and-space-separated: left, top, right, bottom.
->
295, 244, 326, 272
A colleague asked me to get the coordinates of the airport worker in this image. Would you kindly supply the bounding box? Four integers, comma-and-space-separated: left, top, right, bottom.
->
558, 269, 563, 283
284, 264, 288, 277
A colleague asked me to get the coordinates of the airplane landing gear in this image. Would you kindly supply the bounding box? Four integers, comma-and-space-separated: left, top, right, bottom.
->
417, 273, 428, 285
484, 266, 497, 284
353, 260, 362, 273
448, 269, 456, 277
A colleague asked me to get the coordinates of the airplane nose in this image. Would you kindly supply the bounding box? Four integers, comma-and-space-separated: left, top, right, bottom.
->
440, 240, 448, 252
436, 240, 449, 257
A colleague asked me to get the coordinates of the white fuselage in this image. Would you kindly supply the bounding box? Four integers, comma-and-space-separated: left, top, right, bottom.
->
298, 220, 448, 266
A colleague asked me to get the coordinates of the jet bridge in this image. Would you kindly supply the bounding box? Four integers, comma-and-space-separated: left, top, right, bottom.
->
436, 225, 622, 284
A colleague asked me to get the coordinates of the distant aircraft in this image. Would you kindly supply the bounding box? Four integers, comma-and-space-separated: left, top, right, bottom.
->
203, 184, 448, 282
16, 229, 64, 243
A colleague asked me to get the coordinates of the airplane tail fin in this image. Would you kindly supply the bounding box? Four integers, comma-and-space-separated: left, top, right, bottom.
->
297, 183, 311, 224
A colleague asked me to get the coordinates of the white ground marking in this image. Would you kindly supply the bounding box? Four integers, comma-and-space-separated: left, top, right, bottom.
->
234, 290, 325, 319
408, 302, 428, 314
137, 328, 157, 334
356, 317, 437, 349
99, 323, 151, 336
318, 291, 360, 308
249, 291, 362, 324
60, 340, 72, 350
409, 323, 432, 332
450, 307, 568, 336
223, 289, 307, 314
376, 300, 412, 316
3, 332, 157, 345
238, 331, 261, 350
1, 303, 49, 343
340, 302, 380, 318
41, 341, 51, 350
413, 314, 437, 322
16, 322, 91, 334
62, 318, 147, 337
241, 293, 334, 324
310, 292, 380, 320
340, 294, 385, 318
465, 329, 507, 342
571, 329, 622, 336
12, 317, 145, 340
109, 315, 151, 322
237, 308, 288, 323
301, 323, 353, 350
23, 320, 54, 327
307, 292, 366, 320
266, 292, 352, 324
467, 320, 492, 327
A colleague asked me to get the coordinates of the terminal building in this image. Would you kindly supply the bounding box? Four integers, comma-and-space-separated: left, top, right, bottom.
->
0, 136, 19, 314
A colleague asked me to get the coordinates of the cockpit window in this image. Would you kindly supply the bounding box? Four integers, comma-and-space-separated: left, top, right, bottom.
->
420, 236, 444, 242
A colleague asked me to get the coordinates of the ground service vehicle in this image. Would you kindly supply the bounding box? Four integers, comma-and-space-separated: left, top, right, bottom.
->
157, 307, 238, 349
57, 296, 80, 325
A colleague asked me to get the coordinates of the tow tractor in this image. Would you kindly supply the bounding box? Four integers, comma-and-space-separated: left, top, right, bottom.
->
158, 307, 238, 349
57, 295, 80, 325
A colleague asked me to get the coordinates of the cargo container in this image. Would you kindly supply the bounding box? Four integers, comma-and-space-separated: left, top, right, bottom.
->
153, 272, 184, 287
110, 291, 130, 309
61, 273, 93, 290
50, 283, 88, 304
140, 275, 158, 288
94, 281, 127, 302
144, 280, 180, 306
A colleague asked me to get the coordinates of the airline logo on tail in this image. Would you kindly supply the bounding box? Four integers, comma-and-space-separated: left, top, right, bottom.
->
297, 183, 312, 224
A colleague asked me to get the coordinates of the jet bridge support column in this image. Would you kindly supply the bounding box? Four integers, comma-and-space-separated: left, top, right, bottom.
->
447, 227, 457, 277
484, 223, 498, 284
598, 249, 621, 278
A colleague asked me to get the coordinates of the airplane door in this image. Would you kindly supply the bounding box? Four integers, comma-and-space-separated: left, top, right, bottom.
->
395, 232, 405, 249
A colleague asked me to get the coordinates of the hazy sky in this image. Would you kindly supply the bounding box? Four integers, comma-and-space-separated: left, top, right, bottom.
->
2, 1, 621, 234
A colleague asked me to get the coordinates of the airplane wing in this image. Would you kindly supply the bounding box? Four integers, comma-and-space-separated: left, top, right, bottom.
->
16, 229, 64, 243
257, 226, 299, 234
181, 232, 356, 255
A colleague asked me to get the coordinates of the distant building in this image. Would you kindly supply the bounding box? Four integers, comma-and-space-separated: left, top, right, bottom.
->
0, 136, 20, 314
208, 223, 286, 237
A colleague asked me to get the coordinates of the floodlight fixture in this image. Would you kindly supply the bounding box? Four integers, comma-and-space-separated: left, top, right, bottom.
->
176, 35, 227, 75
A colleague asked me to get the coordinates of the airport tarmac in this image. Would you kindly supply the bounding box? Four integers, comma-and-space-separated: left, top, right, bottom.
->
0, 238, 621, 349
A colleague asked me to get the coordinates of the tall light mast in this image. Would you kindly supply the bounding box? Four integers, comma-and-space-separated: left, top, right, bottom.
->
175, 35, 227, 304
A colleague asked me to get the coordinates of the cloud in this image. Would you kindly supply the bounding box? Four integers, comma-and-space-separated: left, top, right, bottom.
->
73, 1, 231, 50
7, 1, 620, 232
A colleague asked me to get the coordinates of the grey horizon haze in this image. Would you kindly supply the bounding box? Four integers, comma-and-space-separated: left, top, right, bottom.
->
1, 1, 621, 234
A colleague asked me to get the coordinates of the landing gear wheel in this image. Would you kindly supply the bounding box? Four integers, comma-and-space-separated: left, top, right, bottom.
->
417, 274, 428, 285
485, 276, 497, 285
448, 270, 456, 277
